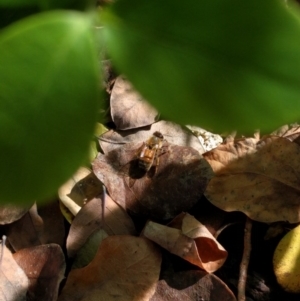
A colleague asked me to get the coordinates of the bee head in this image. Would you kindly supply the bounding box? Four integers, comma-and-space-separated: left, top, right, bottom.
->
153, 131, 164, 139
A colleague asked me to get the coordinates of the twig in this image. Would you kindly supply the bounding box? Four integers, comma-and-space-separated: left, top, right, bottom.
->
237, 217, 252, 301
101, 184, 106, 226
0, 235, 7, 267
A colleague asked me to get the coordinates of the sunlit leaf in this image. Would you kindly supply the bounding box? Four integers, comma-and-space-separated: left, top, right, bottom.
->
0, 11, 100, 204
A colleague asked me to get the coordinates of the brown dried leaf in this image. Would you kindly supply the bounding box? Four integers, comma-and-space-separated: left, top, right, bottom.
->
71, 229, 109, 269
204, 136, 300, 223
142, 213, 227, 273
6, 204, 43, 251
0, 204, 31, 225
99, 120, 205, 154
270, 123, 300, 141
93, 142, 213, 219
67, 195, 136, 258
0, 244, 28, 301
59, 236, 161, 301
37, 200, 65, 247
58, 167, 103, 219
6, 202, 65, 251
13, 244, 65, 301
110, 76, 158, 130
150, 270, 236, 301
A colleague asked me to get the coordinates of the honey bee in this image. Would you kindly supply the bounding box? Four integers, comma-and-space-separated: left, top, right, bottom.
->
121, 131, 166, 186
138, 131, 164, 172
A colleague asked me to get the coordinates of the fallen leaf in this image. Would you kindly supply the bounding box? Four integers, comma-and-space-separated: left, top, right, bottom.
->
270, 123, 300, 141
13, 244, 65, 301
186, 125, 223, 152
193, 196, 244, 238
6, 201, 65, 251
0, 204, 31, 225
93, 141, 213, 219
0, 244, 28, 301
99, 120, 205, 154
110, 76, 159, 130
66, 194, 136, 258
71, 229, 109, 269
58, 167, 103, 221
37, 200, 65, 247
59, 236, 161, 301
150, 270, 236, 301
142, 213, 227, 273
204, 136, 300, 223
6, 203, 43, 251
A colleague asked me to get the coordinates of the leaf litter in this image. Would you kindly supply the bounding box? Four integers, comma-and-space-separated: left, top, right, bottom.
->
1, 73, 300, 301
204, 134, 300, 223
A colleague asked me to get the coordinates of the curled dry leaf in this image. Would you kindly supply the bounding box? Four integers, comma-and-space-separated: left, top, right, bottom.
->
13, 244, 65, 301
59, 236, 161, 301
99, 120, 205, 154
0, 204, 31, 225
150, 270, 236, 301
110, 76, 159, 130
142, 213, 227, 273
66, 194, 136, 258
58, 167, 103, 222
270, 123, 300, 141
93, 140, 213, 219
204, 136, 300, 223
0, 244, 28, 301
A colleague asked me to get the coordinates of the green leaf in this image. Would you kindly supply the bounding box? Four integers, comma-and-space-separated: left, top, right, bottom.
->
0, 0, 37, 7
0, 11, 101, 204
38, 0, 94, 11
102, 0, 300, 133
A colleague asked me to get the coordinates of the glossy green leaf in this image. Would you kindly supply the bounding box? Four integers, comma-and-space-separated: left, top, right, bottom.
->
0, 11, 100, 203
102, 0, 300, 133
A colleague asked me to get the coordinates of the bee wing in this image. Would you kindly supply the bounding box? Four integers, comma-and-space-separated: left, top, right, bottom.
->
118, 143, 147, 178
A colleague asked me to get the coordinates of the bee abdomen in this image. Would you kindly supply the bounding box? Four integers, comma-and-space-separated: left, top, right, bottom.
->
138, 158, 152, 171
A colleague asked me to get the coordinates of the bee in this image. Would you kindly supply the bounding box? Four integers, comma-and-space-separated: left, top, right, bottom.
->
121, 131, 166, 187
138, 131, 164, 172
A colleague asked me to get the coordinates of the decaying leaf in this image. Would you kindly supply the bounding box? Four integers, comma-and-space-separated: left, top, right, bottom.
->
142, 213, 227, 273
150, 270, 236, 301
6, 204, 43, 251
6, 201, 65, 251
66, 194, 136, 258
0, 244, 28, 301
110, 76, 159, 130
71, 229, 109, 269
271, 123, 300, 141
93, 140, 213, 219
58, 167, 103, 221
37, 200, 65, 247
0, 204, 31, 225
99, 120, 205, 154
59, 236, 161, 301
186, 124, 223, 152
13, 244, 65, 301
204, 136, 300, 223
